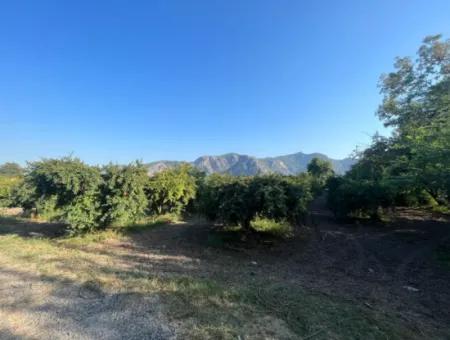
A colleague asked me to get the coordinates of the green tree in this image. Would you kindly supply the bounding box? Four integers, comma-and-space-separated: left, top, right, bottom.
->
0, 176, 22, 207
25, 157, 103, 232
307, 157, 334, 194
146, 164, 197, 215
195, 174, 313, 230
307, 158, 334, 179
328, 35, 450, 218
100, 162, 149, 226
377, 34, 449, 129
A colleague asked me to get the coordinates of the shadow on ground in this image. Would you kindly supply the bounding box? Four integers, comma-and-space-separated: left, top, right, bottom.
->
0, 205, 450, 339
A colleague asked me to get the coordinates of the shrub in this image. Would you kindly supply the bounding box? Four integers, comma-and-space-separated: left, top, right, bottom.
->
307, 157, 334, 194
0, 176, 22, 207
35, 195, 62, 220
64, 193, 102, 234
100, 162, 149, 226
25, 157, 103, 232
146, 164, 197, 215
327, 177, 399, 219
196, 174, 313, 229
28, 157, 102, 207
9, 179, 36, 211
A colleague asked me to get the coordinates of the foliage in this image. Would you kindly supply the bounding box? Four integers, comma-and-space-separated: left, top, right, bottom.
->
64, 192, 102, 233
0, 176, 22, 207
11, 159, 200, 233
307, 157, 334, 194
327, 177, 397, 219
28, 157, 102, 208
250, 216, 293, 237
377, 34, 449, 129
328, 35, 450, 218
100, 162, 149, 226
24, 157, 103, 232
196, 174, 313, 229
9, 179, 36, 211
146, 164, 197, 215
9, 156, 313, 235
307, 157, 334, 179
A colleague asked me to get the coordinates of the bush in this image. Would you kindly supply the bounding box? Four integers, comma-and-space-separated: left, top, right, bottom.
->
9, 180, 36, 211
28, 157, 102, 207
307, 157, 334, 194
10, 157, 315, 236
35, 195, 62, 220
64, 193, 102, 233
0, 176, 22, 207
25, 157, 103, 232
100, 162, 148, 226
327, 177, 399, 219
196, 174, 313, 229
146, 164, 197, 215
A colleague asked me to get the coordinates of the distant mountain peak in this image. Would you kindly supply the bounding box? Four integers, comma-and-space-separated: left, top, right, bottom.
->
146, 151, 354, 176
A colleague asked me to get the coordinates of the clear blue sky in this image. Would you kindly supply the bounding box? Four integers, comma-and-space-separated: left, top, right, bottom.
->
1, 1, 449, 165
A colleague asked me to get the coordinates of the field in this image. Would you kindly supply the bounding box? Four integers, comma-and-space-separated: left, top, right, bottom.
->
0, 201, 449, 339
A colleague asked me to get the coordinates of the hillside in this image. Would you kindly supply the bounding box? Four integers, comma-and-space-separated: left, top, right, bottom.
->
146, 151, 354, 176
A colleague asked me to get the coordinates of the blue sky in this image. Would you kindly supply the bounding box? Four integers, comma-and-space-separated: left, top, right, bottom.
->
1, 1, 449, 165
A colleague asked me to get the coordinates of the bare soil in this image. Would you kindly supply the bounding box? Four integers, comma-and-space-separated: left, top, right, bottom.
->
124, 202, 450, 336
0, 201, 449, 339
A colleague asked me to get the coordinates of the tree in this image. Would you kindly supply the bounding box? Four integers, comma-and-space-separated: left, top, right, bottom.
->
25, 157, 103, 232
328, 35, 450, 218
0, 176, 22, 207
377, 34, 449, 129
376, 34, 450, 204
28, 157, 102, 208
100, 162, 148, 226
195, 174, 313, 230
307, 157, 334, 194
146, 164, 197, 215
307, 158, 334, 179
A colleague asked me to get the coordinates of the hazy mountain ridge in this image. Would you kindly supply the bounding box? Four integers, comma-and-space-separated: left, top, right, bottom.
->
146, 152, 355, 176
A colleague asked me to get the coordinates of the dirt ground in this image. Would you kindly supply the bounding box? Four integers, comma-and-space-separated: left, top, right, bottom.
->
0, 200, 449, 339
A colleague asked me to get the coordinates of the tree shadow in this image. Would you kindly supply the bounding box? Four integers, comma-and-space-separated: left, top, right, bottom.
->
0, 216, 68, 238
0, 265, 177, 339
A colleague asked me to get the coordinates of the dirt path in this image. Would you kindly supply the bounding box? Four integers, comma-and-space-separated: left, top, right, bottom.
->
0, 269, 174, 340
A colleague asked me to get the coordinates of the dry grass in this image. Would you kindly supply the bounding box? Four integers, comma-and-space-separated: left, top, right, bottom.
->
0, 216, 444, 339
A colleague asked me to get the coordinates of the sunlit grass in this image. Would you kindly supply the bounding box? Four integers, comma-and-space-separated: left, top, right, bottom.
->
0, 216, 445, 339
250, 216, 293, 237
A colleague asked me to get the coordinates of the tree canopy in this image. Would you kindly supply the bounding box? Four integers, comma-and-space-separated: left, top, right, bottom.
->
328, 35, 450, 218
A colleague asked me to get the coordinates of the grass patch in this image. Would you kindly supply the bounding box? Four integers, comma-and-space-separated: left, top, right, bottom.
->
0, 215, 447, 339
243, 283, 420, 339
250, 216, 293, 238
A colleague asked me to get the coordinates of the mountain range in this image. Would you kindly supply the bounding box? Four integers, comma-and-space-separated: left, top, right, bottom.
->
146, 152, 355, 176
